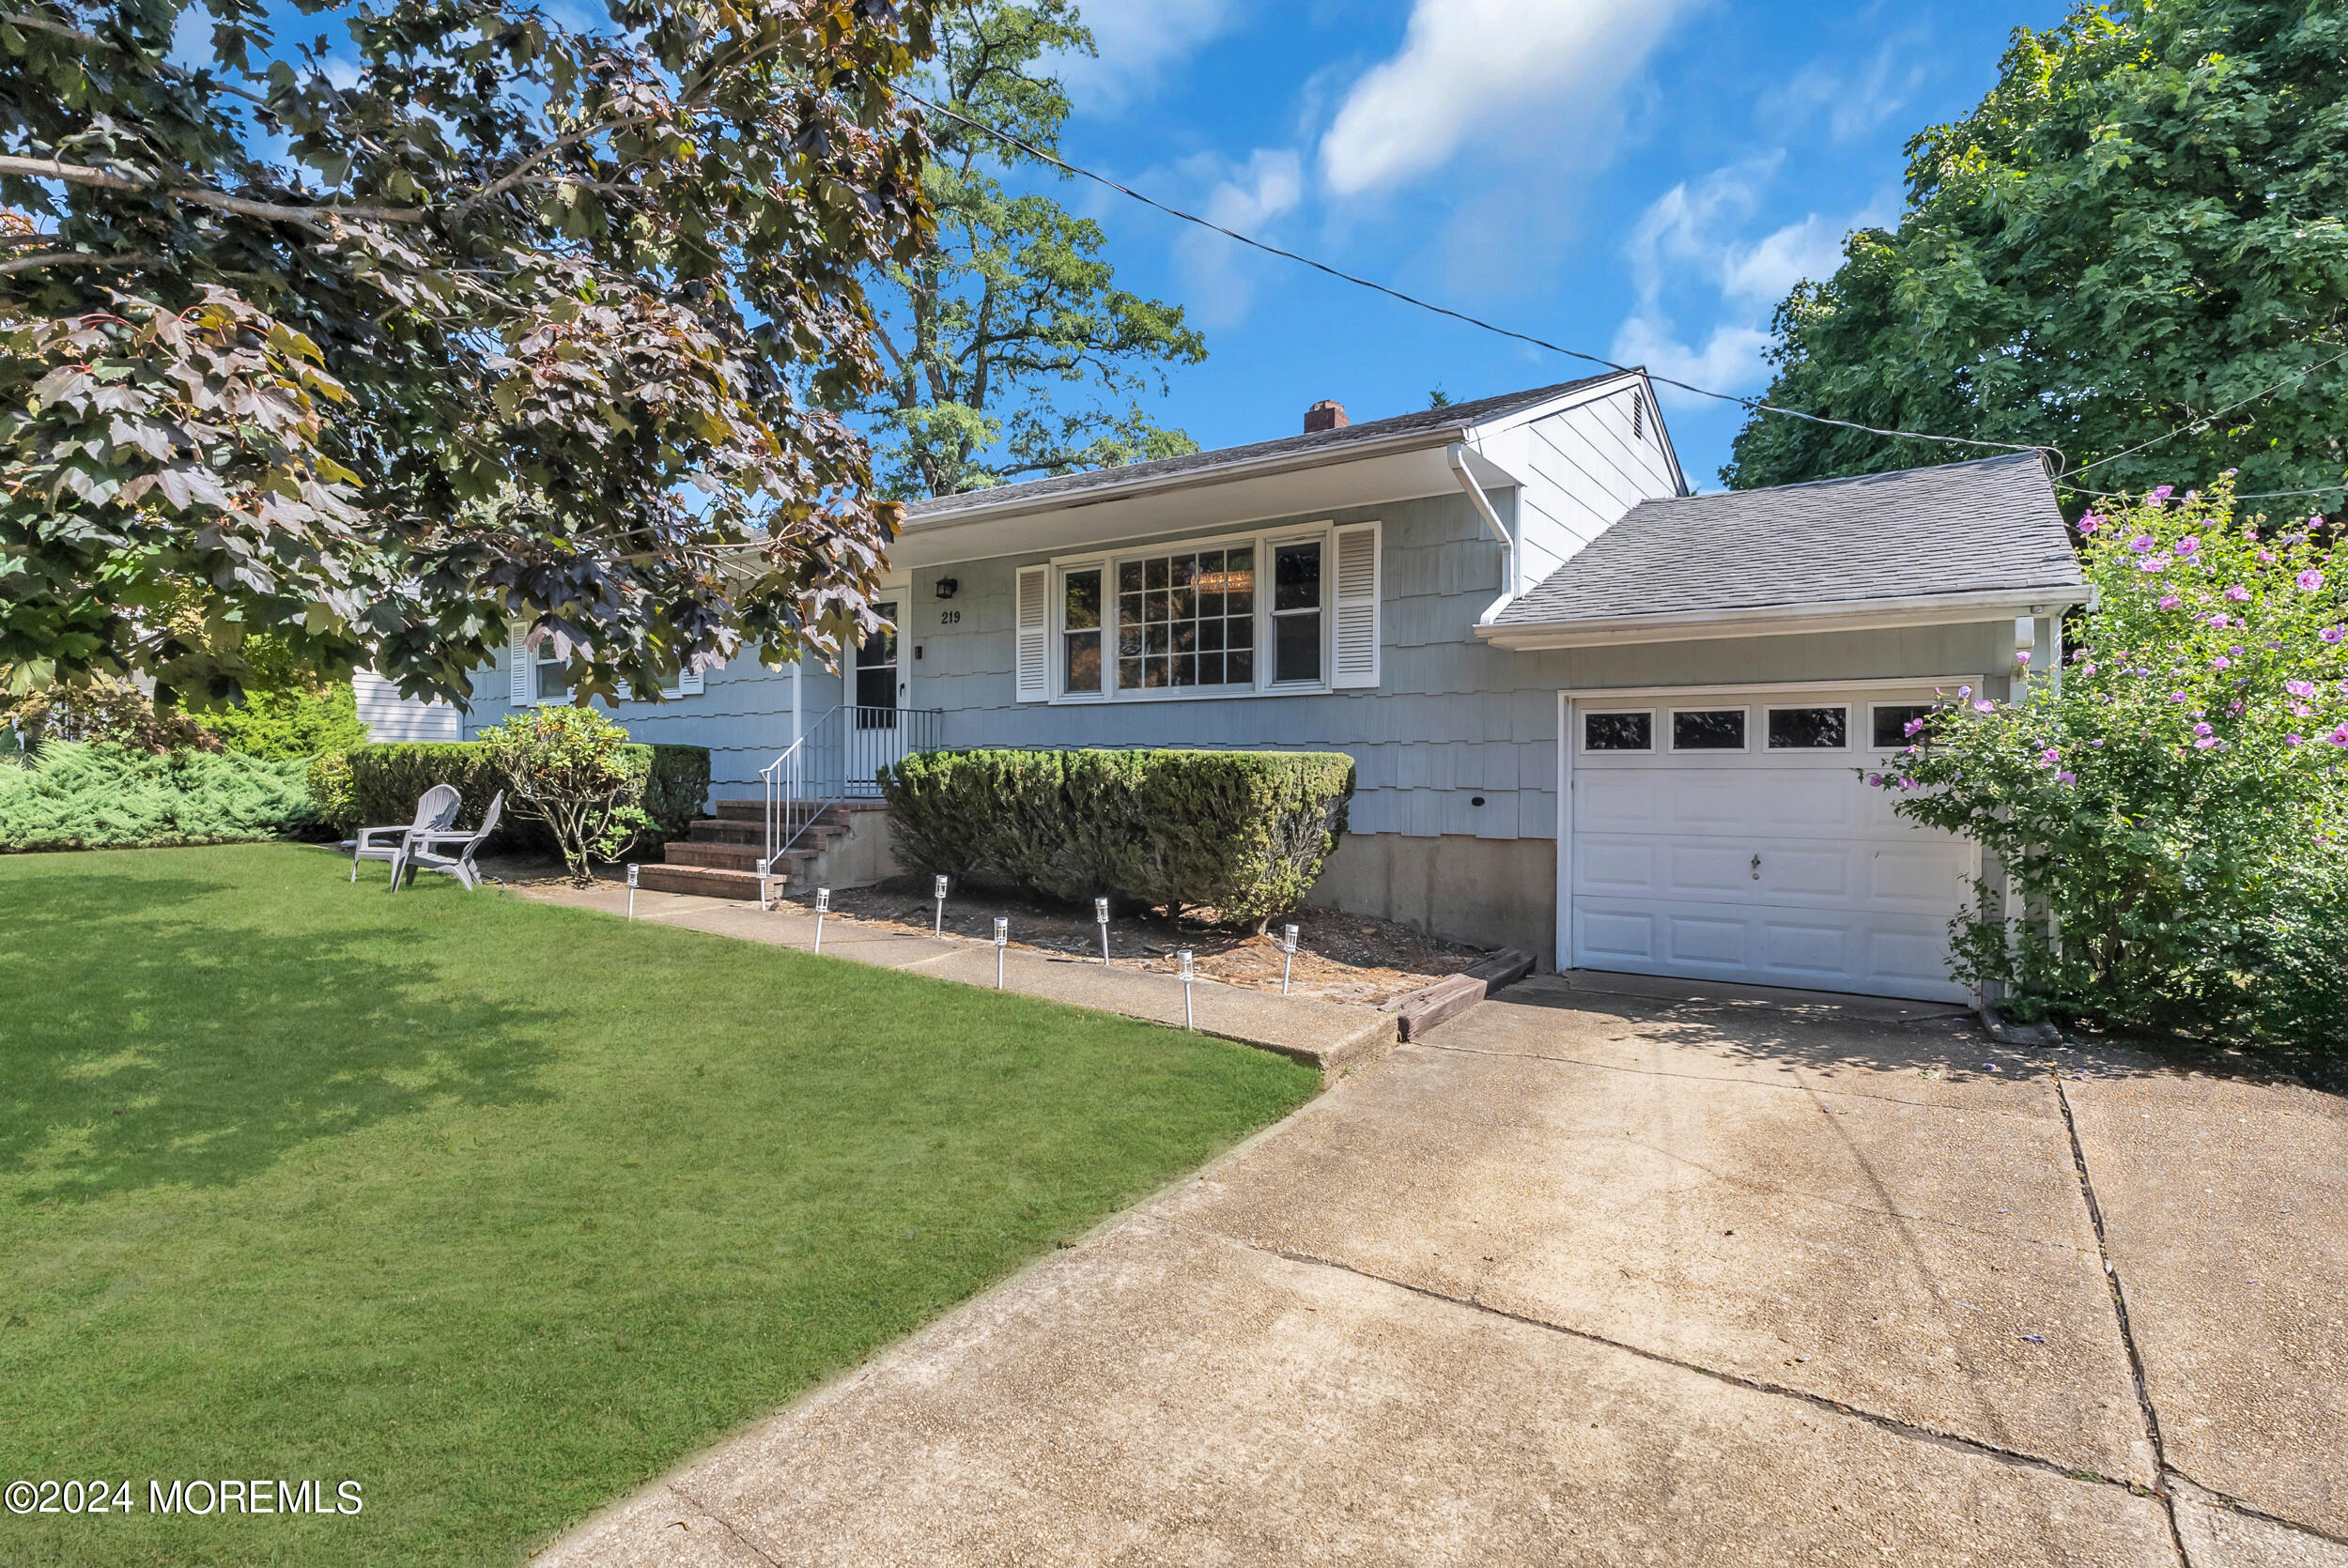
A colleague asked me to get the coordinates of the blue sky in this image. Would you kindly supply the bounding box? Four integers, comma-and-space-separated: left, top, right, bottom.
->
1024, 0, 2073, 489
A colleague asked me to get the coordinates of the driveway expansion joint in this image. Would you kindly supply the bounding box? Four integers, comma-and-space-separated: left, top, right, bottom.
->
2055, 1074, 2188, 1564
2165, 1466, 2348, 1551
1204, 1226, 2156, 1501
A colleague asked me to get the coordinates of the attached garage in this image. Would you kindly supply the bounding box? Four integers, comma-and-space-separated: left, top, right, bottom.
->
1560, 683, 1981, 1004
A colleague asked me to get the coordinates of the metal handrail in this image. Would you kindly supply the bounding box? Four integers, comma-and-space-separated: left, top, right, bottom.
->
757, 703, 943, 880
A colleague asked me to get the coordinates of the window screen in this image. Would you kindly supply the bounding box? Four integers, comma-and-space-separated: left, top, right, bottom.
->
1584, 712, 1653, 751
1767, 705, 1847, 748
1063, 569, 1102, 693
1672, 709, 1746, 750
1271, 542, 1322, 684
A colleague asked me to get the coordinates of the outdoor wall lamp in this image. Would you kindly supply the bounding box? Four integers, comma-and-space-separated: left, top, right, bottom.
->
935, 577, 959, 600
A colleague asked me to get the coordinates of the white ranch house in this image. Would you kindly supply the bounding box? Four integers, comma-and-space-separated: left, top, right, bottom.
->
371, 372, 2086, 1003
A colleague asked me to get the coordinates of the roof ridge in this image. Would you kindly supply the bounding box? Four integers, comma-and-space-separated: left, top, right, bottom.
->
900, 369, 1632, 519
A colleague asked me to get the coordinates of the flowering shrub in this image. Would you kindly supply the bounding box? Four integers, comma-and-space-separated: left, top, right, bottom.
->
1876, 479, 2348, 1081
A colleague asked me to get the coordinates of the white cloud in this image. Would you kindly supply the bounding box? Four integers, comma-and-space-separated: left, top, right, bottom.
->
1759, 39, 1927, 145
1318, 0, 1698, 199
1055, 0, 1244, 110
1613, 161, 1878, 405
1172, 148, 1305, 329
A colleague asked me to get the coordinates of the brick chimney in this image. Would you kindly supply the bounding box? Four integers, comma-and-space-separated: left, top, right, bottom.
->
1304, 399, 1349, 434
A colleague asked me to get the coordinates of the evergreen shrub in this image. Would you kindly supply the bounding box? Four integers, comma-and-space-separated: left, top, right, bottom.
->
0, 742, 315, 851
881, 748, 1352, 926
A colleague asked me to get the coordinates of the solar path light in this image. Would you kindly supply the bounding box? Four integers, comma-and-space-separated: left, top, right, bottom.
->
994, 916, 1009, 989
1179, 947, 1196, 1031
1095, 897, 1111, 967
813, 886, 830, 954
626, 862, 640, 922
934, 873, 950, 937
1280, 923, 1299, 996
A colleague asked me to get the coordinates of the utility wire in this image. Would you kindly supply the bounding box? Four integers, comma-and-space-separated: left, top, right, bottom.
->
2056, 344, 2348, 482
903, 91, 2054, 467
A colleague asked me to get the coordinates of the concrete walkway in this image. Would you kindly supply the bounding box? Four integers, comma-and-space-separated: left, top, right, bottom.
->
533, 970, 2347, 1567
517, 883, 1398, 1074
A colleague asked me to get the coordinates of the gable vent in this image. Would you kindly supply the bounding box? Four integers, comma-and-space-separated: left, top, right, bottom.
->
1631, 392, 1645, 442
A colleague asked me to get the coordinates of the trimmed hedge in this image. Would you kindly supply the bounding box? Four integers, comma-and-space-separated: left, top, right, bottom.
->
0, 742, 317, 852
881, 748, 1353, 925
324, 741, 710, 854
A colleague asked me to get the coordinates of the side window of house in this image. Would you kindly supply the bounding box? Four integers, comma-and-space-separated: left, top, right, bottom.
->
1064, 569, 1103, 693
534, 639, 567, 702
1271, 542, 1322, 684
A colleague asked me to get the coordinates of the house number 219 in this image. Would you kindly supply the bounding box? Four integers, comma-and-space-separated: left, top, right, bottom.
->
938, 609, 961, 625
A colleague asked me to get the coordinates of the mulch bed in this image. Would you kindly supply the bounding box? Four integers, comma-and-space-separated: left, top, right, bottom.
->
797, 877, 1491, 1008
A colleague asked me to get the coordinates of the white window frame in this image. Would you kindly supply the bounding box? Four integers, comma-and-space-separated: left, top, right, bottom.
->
1763, 702, 1853, 752
1667, 705, 1751, 753
1039, 520, 1358, 704
1580, 708, 1657, 754
1054, 557, 1110, 704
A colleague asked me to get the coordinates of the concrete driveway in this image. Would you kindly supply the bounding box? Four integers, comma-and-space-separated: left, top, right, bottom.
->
537, 972, 2346, 1567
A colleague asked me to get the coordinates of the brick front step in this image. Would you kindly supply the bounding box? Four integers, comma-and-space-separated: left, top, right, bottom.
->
683, 818, 843, 849
708, 799, 859, 827
633, 863, 776, 900
663, 840, 765, 871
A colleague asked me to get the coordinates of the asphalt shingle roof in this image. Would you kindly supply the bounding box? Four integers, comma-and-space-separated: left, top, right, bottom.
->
901, 373, 1623, 520
1494, 453, 2083, 625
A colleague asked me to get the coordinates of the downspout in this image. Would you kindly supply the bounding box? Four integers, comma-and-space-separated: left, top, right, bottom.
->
1446, 442, 1516, 624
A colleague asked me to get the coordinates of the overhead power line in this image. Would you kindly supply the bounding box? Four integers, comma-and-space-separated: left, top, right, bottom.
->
902, 92, 2054, 468
2057, 344, 2348, 482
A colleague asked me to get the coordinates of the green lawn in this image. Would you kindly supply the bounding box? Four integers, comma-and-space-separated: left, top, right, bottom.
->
0, 845, 1318, 1565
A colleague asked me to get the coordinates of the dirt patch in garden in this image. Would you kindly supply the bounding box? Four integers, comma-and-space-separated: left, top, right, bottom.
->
798, 877, 1491, 1007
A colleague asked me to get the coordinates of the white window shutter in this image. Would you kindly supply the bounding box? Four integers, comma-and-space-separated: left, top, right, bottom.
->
1331, 522, 1381, 689
678, 655, 709, 696
509, 625, 530, 704
1014, 564, 1050, 701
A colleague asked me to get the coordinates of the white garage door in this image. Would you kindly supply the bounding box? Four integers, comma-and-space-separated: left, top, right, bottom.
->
1564, 687, 1977, 1003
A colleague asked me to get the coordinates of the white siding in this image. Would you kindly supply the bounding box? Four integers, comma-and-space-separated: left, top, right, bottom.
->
1488, 386, 1684, 593
353, 670, 459, 743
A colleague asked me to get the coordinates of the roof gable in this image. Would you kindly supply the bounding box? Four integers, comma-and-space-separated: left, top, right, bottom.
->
1494, 453, 2083, 627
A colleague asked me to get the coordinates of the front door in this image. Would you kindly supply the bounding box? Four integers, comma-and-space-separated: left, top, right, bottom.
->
855, 602, 899, 727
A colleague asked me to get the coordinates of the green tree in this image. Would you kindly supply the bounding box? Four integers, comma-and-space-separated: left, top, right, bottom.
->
2, 0, 936, 713
1723, 0, 2348, 501
866, 0, 1206, 498
1877, 483, 2348, 1078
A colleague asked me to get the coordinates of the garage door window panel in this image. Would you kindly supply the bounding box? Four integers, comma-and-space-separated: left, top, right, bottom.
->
1871, 702, 1937, 748
1671, 708, 1748, 751
1767, 705, 1849, 749
1583, 711, 1654, 752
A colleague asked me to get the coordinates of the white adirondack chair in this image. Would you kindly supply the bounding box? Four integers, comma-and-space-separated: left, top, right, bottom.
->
351, 784, 461, 884
394, 791, 504, 891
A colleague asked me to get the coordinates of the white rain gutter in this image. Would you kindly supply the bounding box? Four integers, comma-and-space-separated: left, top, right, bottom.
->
1447, 442, 1517, 623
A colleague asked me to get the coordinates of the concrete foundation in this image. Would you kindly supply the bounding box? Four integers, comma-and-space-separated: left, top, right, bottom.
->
1307, 831, 1554, 961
